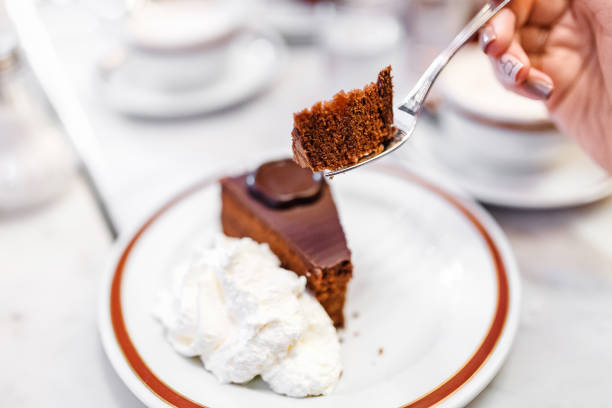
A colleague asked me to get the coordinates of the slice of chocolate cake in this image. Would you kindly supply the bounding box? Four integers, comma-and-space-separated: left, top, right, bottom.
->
292, 66, 395, 172
220, 159, 353, 327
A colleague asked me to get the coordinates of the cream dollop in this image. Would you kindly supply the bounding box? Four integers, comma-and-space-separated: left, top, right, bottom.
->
154, 235, 342, 397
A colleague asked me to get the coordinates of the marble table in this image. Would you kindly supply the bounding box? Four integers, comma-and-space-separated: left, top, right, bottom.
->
1, 6, 612, 407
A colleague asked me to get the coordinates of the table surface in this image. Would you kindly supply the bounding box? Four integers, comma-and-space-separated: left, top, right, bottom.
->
2, 6, 612, 407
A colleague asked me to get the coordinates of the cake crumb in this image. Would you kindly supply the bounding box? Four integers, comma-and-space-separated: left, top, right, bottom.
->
378, 348, 384, 355
339, 337, 344, 344
353, 331, 359, 337
352, 311, 360, 319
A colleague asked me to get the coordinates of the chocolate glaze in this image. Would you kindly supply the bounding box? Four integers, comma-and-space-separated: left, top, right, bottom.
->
221, 162, 351, 269
247, 159, 323, 208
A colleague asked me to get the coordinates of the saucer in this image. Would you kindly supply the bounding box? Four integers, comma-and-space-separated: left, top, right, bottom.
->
403, 121, 612, 209
96, 26, 286, 118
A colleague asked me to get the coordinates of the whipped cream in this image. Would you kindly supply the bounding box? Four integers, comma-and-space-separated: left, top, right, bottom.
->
154, 235, 342, 397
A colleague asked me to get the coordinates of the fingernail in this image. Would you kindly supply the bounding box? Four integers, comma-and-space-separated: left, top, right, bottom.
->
498, 54, 524, 83
479, 26, 497, 53
523, 74, 554, 100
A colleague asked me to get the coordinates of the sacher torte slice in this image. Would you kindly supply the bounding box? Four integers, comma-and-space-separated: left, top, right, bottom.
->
220, 159, 353, 327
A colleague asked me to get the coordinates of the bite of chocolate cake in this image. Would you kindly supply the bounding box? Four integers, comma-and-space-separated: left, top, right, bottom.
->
292, 66, 395, 172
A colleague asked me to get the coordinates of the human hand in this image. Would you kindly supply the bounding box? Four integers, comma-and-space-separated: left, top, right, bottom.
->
479, 0, 612, 172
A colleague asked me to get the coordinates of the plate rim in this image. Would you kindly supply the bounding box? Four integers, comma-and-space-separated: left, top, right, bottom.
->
98, 164, 521, 408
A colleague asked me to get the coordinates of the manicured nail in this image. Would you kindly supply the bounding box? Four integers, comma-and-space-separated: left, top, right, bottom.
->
479, 26, 497, 53
498, 54, 524, 83
523, 74, 554, 100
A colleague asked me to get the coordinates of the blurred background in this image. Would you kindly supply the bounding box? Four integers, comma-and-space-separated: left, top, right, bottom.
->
1, 0, 612, 407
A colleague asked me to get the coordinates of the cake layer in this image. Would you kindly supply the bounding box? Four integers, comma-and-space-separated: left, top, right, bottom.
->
292, 66, 395, 172
220, 174, 352, 326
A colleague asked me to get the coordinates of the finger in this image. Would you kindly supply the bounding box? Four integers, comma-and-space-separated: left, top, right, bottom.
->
480, 8, 515, 56
527, 52, 544, 71
528, 0, 568, 26
491, 40, 531, 86
519, 25, 550, 54
519, 68, 554, 100
493, 58, 554, 101
506, 0, 537, 26
488, 38, 555, 101
481, 0, 556, 101
479, 0, 544, 55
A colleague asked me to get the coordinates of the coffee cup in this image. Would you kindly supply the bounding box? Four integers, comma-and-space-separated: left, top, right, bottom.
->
120, 0, 246, 91
435, 45, 567, 170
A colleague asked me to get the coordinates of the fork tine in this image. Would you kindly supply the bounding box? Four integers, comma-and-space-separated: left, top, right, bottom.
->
324, 125, 414, 178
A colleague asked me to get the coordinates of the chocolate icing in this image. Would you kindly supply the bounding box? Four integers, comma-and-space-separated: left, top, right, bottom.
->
247, 159, 323, 208
222, 161, 351, 269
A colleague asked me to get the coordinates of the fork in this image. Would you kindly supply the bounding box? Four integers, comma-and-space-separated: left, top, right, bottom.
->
324, 0, 512, 178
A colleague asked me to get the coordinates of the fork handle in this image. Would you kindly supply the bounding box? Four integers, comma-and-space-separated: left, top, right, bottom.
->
399, 0, 511, 115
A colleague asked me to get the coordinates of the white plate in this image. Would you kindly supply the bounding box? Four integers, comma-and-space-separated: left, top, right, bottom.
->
98, 163, 520, 408
97, 26, 286, 118
405, 123, 612, 209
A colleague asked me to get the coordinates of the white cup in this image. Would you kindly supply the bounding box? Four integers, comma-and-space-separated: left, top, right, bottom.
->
435, 45, 567, 170
121, 0, 246, 91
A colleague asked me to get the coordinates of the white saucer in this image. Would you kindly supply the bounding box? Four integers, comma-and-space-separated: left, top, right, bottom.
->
404, 122, 612, 209
96, 26, 286, 118
99, 163, 520, 408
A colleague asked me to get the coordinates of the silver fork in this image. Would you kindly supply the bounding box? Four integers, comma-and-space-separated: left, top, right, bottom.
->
325, 0, 512, 178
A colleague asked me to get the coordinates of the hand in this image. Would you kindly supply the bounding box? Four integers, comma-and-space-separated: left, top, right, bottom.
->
479, 0, 612, 172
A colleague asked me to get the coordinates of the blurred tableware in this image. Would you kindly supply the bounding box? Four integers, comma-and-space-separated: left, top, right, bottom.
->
7, 0, 118, 237
98, 25, 286, 118
257, 0, 332, 45
320, 2, 407, 94
404, 0, 474, 47
121, 0, 246, 91
322, 7, 402, 58
435, 45, 568, 170
402, 0, 475, 78
403, 121, 612, 209
0, 27, 75, 211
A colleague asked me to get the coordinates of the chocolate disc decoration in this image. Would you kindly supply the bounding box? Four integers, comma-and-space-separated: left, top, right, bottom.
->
246, 159, 323, 208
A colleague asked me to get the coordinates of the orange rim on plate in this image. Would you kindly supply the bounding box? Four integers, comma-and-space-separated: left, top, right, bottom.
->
110, 166, 510, 408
